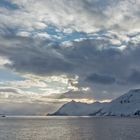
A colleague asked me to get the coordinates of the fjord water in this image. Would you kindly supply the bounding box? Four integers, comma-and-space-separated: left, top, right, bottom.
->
0, 117, 140, 140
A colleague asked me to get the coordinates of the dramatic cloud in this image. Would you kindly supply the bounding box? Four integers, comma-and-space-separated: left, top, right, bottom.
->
0, 0, 140, 33
0, 33, 140, 100
128, 69, 140, 84
86, 73, 116, 85
0, 0, 140, 114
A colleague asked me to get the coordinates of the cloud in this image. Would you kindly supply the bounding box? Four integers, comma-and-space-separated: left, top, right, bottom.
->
128, 69, 140, 84
0, 0, 140, 34
0, 0, 140, 113
0, 35, 73, 75
0, 87, 20, 94
0, 102, 60, 115
0, 56, 11, 66
86, 73, 116, 85
0, 31, 140, 100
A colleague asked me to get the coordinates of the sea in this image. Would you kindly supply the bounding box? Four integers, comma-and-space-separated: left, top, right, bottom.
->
0, 116, 140, 140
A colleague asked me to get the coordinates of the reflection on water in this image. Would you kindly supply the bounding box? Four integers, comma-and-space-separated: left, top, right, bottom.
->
0, 116, 140, 140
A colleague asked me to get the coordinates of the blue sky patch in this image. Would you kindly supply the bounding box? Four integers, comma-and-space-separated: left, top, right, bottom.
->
0, 0, 19, 10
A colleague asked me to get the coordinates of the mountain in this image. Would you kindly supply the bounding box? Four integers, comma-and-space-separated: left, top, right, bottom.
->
50, 100, 108, 116
50, 89, 140, 116
97, 89, 140, 116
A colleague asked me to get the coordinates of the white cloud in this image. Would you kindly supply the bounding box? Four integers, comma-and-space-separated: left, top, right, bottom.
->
16, 31, 31, 37
0, 56, 11, 66
0, 0, 140, 34
0, 0, 140, 111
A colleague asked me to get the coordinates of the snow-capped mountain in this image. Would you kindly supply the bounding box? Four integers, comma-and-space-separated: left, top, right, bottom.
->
50, 89, 140, 116
50, 100, 108, 116
97, 89, 140, 116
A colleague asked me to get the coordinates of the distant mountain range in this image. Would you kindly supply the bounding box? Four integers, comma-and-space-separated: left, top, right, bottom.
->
49, 89, 140, 116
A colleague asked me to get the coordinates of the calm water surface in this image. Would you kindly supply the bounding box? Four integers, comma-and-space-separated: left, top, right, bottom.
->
0, 116, 140, 140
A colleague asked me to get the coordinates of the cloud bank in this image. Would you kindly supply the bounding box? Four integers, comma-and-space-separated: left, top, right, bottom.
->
0, 0, 140, 114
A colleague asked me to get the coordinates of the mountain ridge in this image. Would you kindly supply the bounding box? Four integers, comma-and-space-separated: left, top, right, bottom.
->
49, 89, 140, 116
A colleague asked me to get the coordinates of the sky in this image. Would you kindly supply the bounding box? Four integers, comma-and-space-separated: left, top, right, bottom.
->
0, 0, 140, 115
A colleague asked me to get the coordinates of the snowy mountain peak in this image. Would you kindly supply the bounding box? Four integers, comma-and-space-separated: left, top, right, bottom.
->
98, 89, 140, 116
69, 100, 77, 104
50, 101, 107, 116
113, 89, 140, 105
129, 89, 140, 93
50, 89, 140, 116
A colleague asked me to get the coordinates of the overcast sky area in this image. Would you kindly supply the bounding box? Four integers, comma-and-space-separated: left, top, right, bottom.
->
0, 0, 140, 115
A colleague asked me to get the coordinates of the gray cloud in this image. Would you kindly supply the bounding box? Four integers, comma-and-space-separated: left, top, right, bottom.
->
128, 69, 140, 84
0, 102, 60, 115
59, 90, 88, 100
0, 35, 73, 75
86, 73, 116, 85
0, 34, 140, 100
0, 0, 140, 104
0, 88, 19, 94
0, 0, 140, 33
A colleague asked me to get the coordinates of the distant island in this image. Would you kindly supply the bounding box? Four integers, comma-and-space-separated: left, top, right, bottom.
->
49, 89, 140, 117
